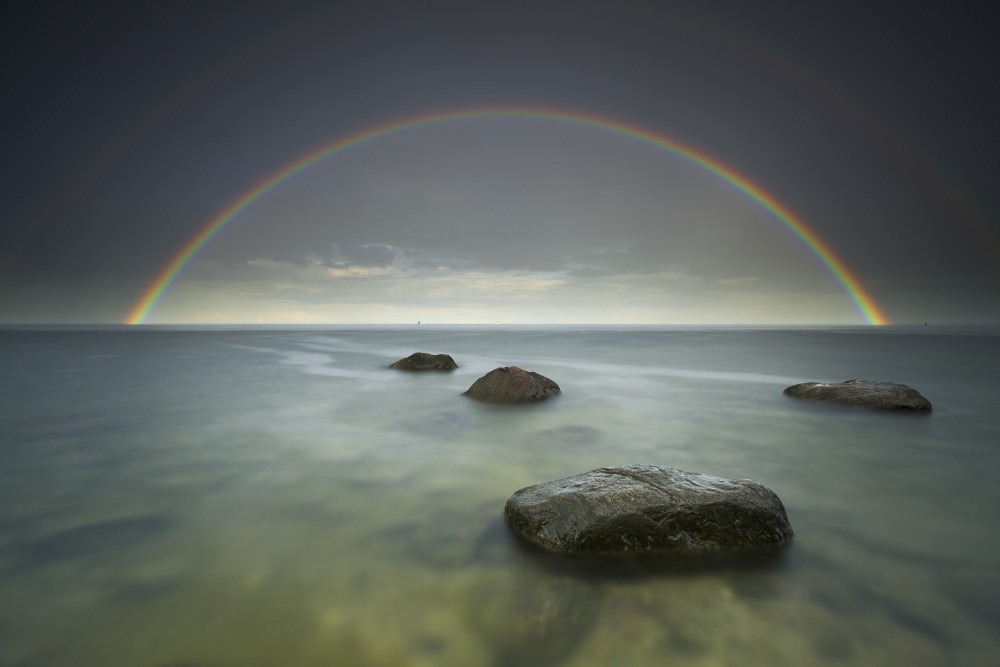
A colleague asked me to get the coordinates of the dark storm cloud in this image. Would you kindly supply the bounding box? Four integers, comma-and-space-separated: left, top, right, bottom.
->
1, 0, 997, 323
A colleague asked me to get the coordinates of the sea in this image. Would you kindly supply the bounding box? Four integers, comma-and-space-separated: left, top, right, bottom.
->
1, 324, 998, 666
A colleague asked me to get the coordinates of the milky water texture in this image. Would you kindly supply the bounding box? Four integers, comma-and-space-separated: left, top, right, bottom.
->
1, 325, 998, 666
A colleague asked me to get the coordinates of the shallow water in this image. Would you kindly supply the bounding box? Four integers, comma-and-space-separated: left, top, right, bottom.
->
1, 325, 998, 666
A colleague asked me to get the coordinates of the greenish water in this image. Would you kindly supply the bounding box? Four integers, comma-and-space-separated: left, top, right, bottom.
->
1, 325, 998, 666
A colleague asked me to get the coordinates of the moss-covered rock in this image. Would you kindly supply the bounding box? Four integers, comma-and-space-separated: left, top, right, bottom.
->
505, 465, 793, 559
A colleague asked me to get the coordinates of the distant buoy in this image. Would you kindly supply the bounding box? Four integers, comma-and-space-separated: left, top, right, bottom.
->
495, 321, 499, 326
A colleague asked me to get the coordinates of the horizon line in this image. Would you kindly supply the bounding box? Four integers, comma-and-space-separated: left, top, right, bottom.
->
124, 106, 891, 326
2, 320, 970, 329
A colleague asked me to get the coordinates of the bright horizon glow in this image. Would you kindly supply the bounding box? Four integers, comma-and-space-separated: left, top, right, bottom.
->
124, 107, 891, 325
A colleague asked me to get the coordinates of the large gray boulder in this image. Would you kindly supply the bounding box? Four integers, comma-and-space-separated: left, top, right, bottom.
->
505, 465, 793, 559
464, 366, 560, 403
783, 379, 931, 411
388, 352, 457, 371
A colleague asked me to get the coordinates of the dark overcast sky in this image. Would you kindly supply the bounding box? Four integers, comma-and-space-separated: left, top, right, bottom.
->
2, 0, 998, 324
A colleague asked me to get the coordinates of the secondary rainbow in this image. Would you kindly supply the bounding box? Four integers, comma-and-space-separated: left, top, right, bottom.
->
125, 107, 890, 325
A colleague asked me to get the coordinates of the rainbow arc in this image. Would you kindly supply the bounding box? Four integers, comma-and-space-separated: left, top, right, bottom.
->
125, 107, 890, 325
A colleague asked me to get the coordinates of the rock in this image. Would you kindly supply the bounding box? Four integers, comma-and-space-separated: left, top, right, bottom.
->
24, 514, 172, 564
783, 379, 931, 411
463, 366, 560, 403
468, 570, 600, 666
504, 465, 793, 559
388, 352, 457, 371
374, 506, 506, 569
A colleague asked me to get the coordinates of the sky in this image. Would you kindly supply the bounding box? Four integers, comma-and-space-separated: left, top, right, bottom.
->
2, 0, 998, 325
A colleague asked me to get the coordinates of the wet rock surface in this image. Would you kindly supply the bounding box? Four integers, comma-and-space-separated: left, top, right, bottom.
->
388, 352, 458, 370
463, 366, 560, 403
504, 465, 793, 559
783, 380, 932, 411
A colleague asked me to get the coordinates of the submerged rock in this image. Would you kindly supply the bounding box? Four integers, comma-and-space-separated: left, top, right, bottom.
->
5, 514, 174, 580
463, 366, 560, 403
388, 352, 458, 371
783, 379, 931, 411
504, 465, 793, 559
24, 514, 172, 564
469, 570, 600, 667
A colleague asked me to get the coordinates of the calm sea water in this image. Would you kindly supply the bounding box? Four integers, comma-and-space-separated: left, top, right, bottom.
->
1, 325, 998, 666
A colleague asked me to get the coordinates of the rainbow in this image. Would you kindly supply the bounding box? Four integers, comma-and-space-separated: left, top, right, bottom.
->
125, 107, 890, 325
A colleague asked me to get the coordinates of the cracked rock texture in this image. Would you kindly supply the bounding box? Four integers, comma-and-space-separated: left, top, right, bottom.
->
783, 379, 931, 411
504, 464, 793, 558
